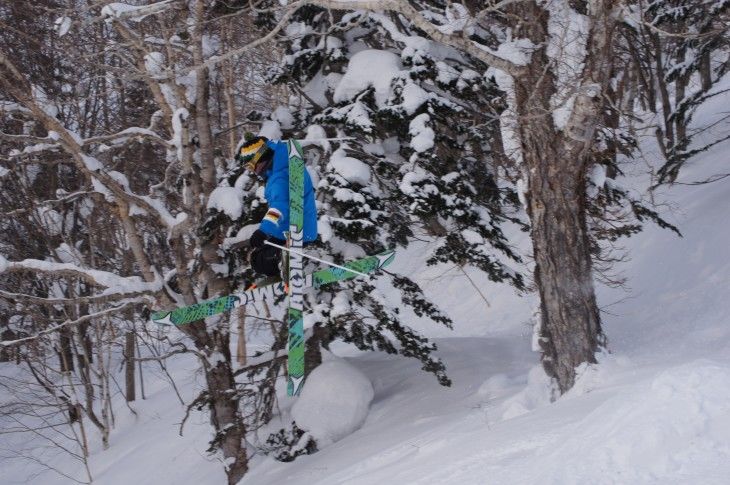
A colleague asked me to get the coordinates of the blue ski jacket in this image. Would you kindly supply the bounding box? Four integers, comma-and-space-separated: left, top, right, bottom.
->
258, 140, 318, 242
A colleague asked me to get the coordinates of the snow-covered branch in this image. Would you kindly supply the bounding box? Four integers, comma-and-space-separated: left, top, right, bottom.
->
0, 100, 32, 116
0, 257, 162, 296
0, 288, 155, 306
101, 0, 178, 22
0, 131, 53, 145
83, 127, 171, 149
299, 0, 524, 74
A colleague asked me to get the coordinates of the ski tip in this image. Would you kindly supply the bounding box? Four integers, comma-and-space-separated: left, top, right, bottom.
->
150, 311, 174, 326
377, 249, 396, 269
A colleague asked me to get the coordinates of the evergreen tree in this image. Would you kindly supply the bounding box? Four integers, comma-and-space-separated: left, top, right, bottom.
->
208, 3, 532, 399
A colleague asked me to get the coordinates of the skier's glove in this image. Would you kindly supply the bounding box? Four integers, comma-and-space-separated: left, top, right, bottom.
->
250, 229, 268, 248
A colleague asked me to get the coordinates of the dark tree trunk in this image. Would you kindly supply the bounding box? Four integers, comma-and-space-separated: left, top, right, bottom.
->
511, 1, 611, 393
204, 343, 248, 484
58, 325, 75, 373
699, 51, 712, 91
526, 146, 603, 392
125, 332, 136, 402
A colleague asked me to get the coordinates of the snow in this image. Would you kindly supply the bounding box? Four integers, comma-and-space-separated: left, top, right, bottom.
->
435, 61, 460, 84
177, 70, 198, 105
499, 365, 556, 419
438, 3, 472, 35
258, 120, 282, 140
546, 2, 590, 129
31, 85, 58, 118
460, 229, 484, 246
400, 82, 431, 114
408, 113, 435, 153
201, 34, 219, 59
398, 170, 428, 196
223, 224, 259, 249
488, 66, 523, 165
303, 125, 330, 152
37, 207, 63, 236
1, 258, 161, 295
333, 50, 401, 107
101, 2, 142, 18
317, 215, 334, 242
170, 108, 188, 162
516, 177, 529, 208
54, 16, 72, 37
91, 177, 114, 201
493, 38, 538, 67
587, 163, 607, 197
80, 154, 103, 171
328, 148, 371, 186
303, 72, 343, 107
291, 359, 374, 446
272, 107, 294, 130
5, 44, 730, 485
207, 186, 244, 220
343, 101, 374, 130
144, 51, 165, 79
101, 1, 173, 22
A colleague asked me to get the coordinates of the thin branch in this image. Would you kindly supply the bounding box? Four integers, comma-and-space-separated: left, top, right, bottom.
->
0, 302, 136, 347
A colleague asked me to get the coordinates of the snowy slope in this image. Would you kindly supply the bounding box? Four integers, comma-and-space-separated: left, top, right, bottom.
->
3, 167, 729, 485
3, 126, 730, 485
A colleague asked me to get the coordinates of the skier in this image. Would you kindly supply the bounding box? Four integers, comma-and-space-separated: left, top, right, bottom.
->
235, 136, 318, 277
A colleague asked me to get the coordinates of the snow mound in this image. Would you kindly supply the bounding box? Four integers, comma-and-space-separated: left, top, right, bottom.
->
541, 360, 730, 484
499, 365, 555, 419
291, 360, 374, 446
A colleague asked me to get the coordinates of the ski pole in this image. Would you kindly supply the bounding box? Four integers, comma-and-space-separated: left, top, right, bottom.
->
263, 241, 369, 278
299, 137, 356, 142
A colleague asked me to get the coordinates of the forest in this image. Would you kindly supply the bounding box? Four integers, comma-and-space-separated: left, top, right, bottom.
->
1, 1, 728, 484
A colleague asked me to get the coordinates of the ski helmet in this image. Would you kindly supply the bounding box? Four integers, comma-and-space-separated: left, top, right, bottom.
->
236, 136, 272, 177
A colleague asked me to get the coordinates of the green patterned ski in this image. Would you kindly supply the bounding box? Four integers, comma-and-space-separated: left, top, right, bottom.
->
286, 139, 306, 396
148, 250, 395, 326
312, 250, 395, 288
